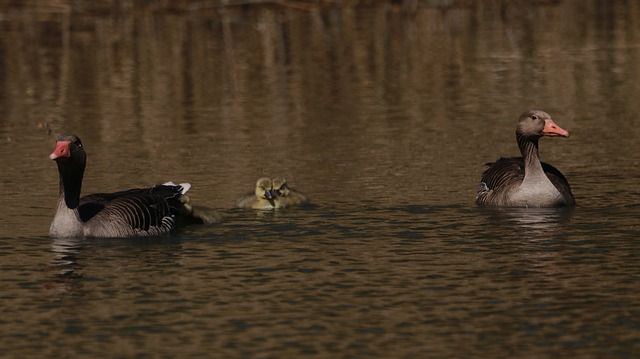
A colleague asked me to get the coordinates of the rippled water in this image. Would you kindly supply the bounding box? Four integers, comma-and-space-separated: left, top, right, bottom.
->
2, 0, 640, 357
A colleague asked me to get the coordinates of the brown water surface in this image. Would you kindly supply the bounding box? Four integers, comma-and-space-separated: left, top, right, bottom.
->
1, 1, 640, 357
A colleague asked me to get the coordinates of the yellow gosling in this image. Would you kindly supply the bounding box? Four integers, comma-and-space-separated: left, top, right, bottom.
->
272, 177, 309, 209
236, 177, 277, 209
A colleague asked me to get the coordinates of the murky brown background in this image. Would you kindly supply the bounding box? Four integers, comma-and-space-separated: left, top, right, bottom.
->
1, 0, 640, 357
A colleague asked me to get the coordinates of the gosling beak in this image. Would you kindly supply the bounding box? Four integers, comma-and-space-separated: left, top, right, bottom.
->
264, 190, 275, 200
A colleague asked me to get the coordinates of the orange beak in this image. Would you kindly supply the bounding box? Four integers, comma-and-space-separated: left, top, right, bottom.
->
50, 141, 71, 160
543, 119, 570, 138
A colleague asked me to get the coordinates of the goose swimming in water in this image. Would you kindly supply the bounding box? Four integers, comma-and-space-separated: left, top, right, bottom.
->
49, 134, 206, 238
475, 110, 575, 208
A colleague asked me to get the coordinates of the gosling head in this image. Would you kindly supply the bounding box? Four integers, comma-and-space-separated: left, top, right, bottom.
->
271, 177, 290, 197
255, 177, 276, 200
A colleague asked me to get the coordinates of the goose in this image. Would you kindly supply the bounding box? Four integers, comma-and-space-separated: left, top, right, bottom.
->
271, 177, 309, 208
49, 134, 205, 238
476, 110, 576, 208
236, 177, 277, 209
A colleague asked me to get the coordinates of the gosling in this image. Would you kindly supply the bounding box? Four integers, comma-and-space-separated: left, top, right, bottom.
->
271, 177, 309, 208
236, 177, 277, 209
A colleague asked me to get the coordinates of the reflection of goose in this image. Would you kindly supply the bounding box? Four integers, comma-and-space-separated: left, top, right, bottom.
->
476, 110, 576, 208
46, 237, 84, 297
272, 177, 309, 208
49, 134, 207, 238
236, 177, 277, 209
51, 238, 83, 275
50, 237, 83, 269
483, 207, 574, 235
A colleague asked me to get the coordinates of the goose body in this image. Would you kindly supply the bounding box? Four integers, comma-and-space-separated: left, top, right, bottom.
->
271, 177, 309, 208
236, 177, 277, 209
476, 110, 575, 208
49, 135, 201, 238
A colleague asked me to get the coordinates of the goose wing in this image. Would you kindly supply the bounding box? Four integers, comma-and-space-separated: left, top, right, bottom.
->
79, 184, 189, 236
475, 157, 525, 206
479, 157, 525, 191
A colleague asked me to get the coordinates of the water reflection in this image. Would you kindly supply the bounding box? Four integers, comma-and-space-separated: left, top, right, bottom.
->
480, 207, 574, 237
46, 237, 85, 299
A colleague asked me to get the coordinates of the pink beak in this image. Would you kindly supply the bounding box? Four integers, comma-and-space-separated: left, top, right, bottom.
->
543, 119, 570, 138
50, 141, 71, 160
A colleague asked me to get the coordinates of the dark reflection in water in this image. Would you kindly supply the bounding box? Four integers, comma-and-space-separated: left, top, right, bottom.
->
47, 237, 85, 299
1, 0, 640, 358
479, 207, 574, 237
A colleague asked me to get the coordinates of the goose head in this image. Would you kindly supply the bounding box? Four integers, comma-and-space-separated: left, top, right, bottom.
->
516, 110, 570, 140
50, 134, 86, 165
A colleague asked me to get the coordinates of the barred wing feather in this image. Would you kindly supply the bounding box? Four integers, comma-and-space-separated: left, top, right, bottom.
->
79, 184, 189, 237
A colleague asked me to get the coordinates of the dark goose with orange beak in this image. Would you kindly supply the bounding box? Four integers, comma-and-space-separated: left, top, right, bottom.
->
476, 110, 576, 208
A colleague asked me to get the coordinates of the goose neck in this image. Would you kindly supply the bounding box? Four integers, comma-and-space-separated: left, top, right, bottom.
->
517, 133, 543, 173
57, 161, 84, 209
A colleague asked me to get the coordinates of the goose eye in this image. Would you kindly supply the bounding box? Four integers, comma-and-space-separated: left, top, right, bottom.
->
531, 115, 538, 120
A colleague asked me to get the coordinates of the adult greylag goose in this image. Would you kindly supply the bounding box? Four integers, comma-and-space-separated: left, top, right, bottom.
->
49, 134, 202, 238
476, 110, 576, 208
236, 177, 277, 209
271, 177, 309, 208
